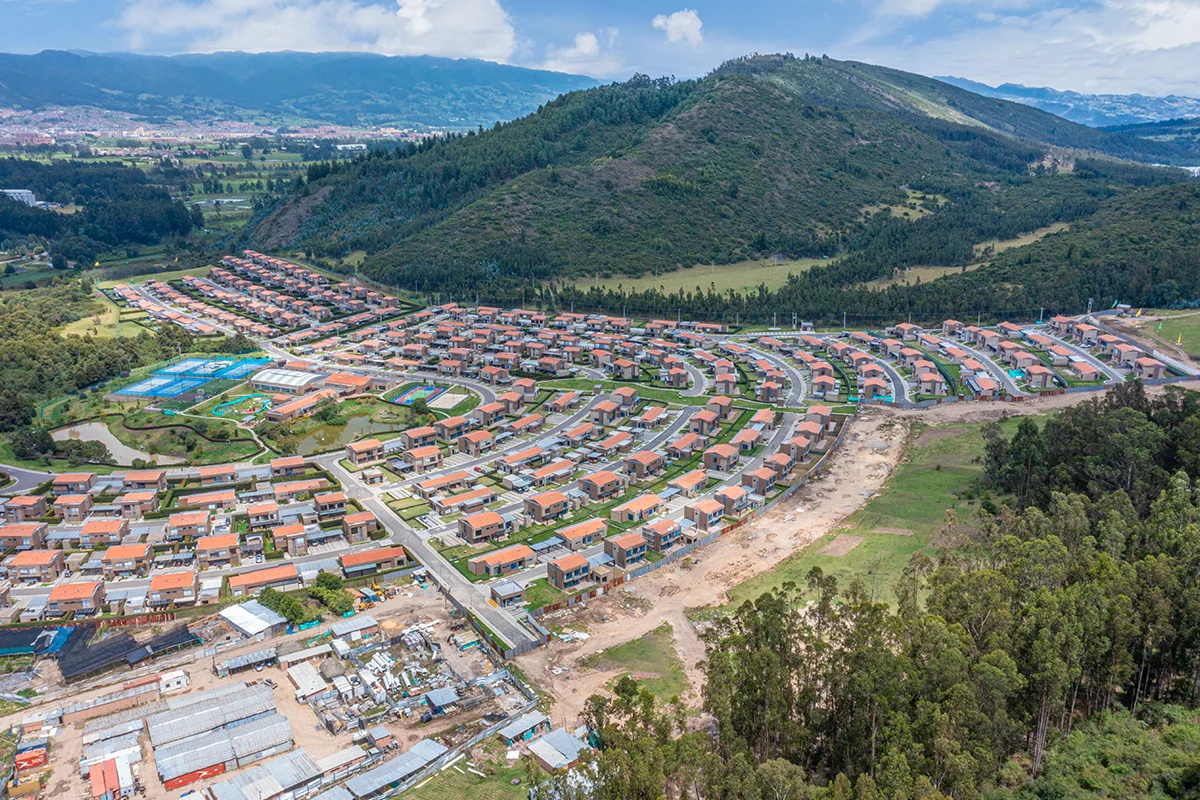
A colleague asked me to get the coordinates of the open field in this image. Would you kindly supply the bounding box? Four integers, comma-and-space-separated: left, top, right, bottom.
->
1127, 311, 1200, 359
581, 623, 688, 703
726, 417, 1024, 607
973, 221, 1070, 259
573, 256, 833, 295
866, 222, 1071, 290
95, 264, 212, 289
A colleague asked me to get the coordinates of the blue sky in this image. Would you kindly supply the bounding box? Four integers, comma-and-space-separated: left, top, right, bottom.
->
2, 0, 1199, 96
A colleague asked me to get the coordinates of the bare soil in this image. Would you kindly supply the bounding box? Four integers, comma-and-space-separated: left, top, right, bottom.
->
818, 534, 864, 556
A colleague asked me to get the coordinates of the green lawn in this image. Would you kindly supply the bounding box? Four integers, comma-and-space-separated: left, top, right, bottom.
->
402, 738, 527, 800
1135, 312, 1200, 359
727, 418, 1024, 608
581, 623, 688, 703
522, 578, 565, 611
573, 256, 831, 295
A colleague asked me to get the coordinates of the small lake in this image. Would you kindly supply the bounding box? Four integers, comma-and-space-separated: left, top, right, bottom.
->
53, 421, 185, 466
295, 415, 400, 456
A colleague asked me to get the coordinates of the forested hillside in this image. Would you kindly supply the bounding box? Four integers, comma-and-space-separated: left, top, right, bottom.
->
0, 50, 597, 128
0, 158, 197, 265
252, 54, 1199, 321
552, 384, 1200, 798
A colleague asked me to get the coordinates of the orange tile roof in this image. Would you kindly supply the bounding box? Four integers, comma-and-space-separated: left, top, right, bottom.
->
609, 532, 647, 548
82, 519, 125, 534
229, 563, 298, 589
102, 544, 150, 562
10, 549, 60, 566
196, 533, 237, 551
551, 553, 588, 571
471, 544, 534, 566
340, 547, 406, 568
150, 571, 198, 591
49, 581, 102, 602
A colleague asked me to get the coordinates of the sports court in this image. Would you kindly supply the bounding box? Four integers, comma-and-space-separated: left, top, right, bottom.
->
116, 357, 271, 399
392, 384, 446, 406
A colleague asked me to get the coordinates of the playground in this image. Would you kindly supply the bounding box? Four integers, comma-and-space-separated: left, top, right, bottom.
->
391, 384, 446, 406
210, 394, 271, 418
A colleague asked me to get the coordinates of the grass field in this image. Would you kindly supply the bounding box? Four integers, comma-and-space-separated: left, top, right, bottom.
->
973, 222, 1070, 259
402, 738, 526, 800
96, 265, 212, 289
522, 578, 565, 611
727, 418, 1025, 608
581, 623, 688, 702
573, 257, 833, 295
1132, 312, 1200, 359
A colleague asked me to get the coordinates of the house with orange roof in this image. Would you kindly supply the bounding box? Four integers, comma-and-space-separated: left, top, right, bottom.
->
228, 563, 300, 597
742, 467, 778, 496
611, 494, 661, 524
80, 518, 128, 548
167, 510, 210, 541
198, 464, 237, 486
343, 511, 379, 544
272, 478, 330, 504
247, 501, 280, 530
52, 472, 96, 496
101, 543, 152, 579
402, 446, 444, 473
623, 450, 665, 481
468, 544, 535, 577
123, 470, 166, 492
315, 491, 347, 519
9, 549, 64, 583
117, 491, 158, 520
179, 489, 236, 510
668, 468, 709, 498
458, 511, 515, 544
643, 519, 682, 553
558, 518, 607, 551
524, 490, 569, 523
703, 444, 739, 472
689, 410, 719, 436
47, 581, 104, 617
685, 498, 726, 532
4, 495, 47, 522
0, 522, 46, 551
270, 456, 307, 478
196, 533, 238, 568
272, 523, 308, 556
547, 553, 590, 591
148, 571, 200, 607
346, 438, 385, 466
340, 546, 406, 578
604, 532, 648, 568
431, 486, 496, 516
458, 429, 495, 456
579, 471, 628, 502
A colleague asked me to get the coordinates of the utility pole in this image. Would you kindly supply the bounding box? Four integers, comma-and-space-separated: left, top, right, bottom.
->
1087, 297, 1094, 315
843, 311, 847, 330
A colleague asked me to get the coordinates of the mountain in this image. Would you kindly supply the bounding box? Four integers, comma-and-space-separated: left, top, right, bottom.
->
248, 53, 1197, 313
0, 50, 599, 128
938, 76, 1200, 129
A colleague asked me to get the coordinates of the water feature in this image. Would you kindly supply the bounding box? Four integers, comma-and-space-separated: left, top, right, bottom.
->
295, 414, 401, 456
52, 421, 184, 465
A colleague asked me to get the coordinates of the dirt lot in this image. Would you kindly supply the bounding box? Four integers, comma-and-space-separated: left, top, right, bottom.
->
515, 412, 906, 727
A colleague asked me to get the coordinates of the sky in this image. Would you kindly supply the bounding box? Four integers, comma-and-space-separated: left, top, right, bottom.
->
2, 0, 1200, 96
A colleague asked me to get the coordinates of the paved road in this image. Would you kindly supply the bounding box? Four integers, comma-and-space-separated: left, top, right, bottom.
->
952, 340, 1028, 397
1091, 312, 1200, 377
681, 363, 708, 397
0, 465, 54, 495
742, 344, 806, 405
1040, 330, 1123, 384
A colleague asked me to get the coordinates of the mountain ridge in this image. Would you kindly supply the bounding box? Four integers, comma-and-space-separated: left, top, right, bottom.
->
937, 75, 1200, 129
0, 50, 600, 128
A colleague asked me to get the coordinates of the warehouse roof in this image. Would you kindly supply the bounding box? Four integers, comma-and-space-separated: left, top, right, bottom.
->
147, 682, 275, 747
252, 368, 324, 389
344, 739, 447, 797
155, 712, 292, 781
220, 600, 287, 637
208, 749, 321, 800
498, 710, 549, 741
330, 614, 378, 637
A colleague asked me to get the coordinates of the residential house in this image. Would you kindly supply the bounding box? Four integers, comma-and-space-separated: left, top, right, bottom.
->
5, 496, 47, 523
343, 511, 379, 544
611, 494, 662, 524
468, 545, 535, 577
685, 498, 726, 532
167, 510, 210, 542
346, 439, 385, 466
741, 467, 777, 496
52, 472, 96, 496
524, 490, 569, 523
46, 581, 104, 617
624, 451, 665, 480
148, 571, 199, 608
643, 519, 682, 553
123, 470, 166, 492
458, 511, 514, 544
0, 522, 46, 551
604, 533, 648, 569
558, 519, 606, 551
704, 444, 739, 472
80, 518, 127, 548
247, 502, 280, 530
547, 554, 589, 591
314, 492, 347, 519
196, 534, 239, 568
101, 544, 152, 579
579, 471, 628, 502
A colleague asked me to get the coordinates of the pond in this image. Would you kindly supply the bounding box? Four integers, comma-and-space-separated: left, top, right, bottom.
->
295, 414, 402, 456
52, 421, 185, 466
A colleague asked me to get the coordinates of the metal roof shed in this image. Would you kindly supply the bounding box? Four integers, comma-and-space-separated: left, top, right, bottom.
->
344, 739, 447, 799
330, 614, 378, 638
287, 662, 328, 701
528, 728, 589, 771
498, 710, 549, 743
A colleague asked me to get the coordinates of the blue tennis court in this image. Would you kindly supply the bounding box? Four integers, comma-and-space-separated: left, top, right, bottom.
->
116, 357, 271, 398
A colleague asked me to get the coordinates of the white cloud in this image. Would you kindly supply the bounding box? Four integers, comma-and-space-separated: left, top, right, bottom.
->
651, 8, 703, 46
542, 30, 623, 76
854, 0, 1200, 96
116, 0, 517, 61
